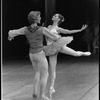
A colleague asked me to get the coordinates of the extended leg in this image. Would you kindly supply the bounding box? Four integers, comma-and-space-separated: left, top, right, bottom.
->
60, 46, 91, 56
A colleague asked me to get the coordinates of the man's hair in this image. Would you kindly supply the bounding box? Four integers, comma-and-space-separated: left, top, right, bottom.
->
28, 11, 41, 24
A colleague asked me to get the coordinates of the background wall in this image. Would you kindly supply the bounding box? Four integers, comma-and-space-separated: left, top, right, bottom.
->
56, 0, 99, 51
2, 0, 99, 60
2, 0, 45, 60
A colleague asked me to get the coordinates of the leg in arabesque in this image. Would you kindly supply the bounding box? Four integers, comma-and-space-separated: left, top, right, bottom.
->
60, 45, 91, 56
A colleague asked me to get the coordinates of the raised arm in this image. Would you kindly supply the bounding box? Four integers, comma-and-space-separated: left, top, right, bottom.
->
42, 27, 58, 41
8, 27, 26, 41
58, 24, 88, 34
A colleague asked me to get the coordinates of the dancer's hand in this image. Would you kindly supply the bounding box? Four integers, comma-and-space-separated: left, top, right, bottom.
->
81, 24, 88, 31
8, 36, 14, 41
8, 30, 14, 41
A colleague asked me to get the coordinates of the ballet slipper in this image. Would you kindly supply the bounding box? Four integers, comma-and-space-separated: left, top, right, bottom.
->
50, 87, 55, 94
83, 52, 91, 56
40, 95, 50, 100
49, 87, 55, 100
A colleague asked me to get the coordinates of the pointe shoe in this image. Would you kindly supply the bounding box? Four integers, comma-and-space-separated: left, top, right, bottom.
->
50, 87, 55, 94
40, 95, 50, 100
49, 87, 55, 99
84, 52, 91, 56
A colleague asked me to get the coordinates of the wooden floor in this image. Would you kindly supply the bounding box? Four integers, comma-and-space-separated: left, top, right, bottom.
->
2, 55, 99, 100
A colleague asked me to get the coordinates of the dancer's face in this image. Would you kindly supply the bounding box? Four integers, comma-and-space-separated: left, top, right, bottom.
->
52, 14, 60, 23
36, 14, 41, 24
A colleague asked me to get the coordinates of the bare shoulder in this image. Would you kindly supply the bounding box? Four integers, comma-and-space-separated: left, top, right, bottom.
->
56, 26, 61, 32
48, 25, 52, 29
39, 26, 48, 33
39, 26, 45, 30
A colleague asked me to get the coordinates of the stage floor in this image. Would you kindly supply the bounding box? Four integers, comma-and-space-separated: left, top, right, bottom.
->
2, 56, 99, 100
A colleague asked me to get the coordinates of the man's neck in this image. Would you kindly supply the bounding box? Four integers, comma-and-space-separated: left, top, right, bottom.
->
31, 23, 37, 28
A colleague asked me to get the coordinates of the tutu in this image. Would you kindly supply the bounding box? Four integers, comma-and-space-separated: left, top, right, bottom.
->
43, 36, 73, 56
43, 42, 61, 56
56, 36, 73, 46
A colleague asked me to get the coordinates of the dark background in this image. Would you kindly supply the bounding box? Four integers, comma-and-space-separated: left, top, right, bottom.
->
2, 0, 99, 60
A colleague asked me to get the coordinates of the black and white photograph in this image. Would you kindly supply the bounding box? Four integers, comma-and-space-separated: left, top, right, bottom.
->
2, 0, 99, 100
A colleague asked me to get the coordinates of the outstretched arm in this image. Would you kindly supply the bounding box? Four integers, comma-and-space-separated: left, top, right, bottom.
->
43, 27, 58, 41
58, 24, 88, 34
8, 27, 26, 41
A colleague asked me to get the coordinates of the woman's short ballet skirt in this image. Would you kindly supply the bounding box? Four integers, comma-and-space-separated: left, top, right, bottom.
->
43, 36, 73, 56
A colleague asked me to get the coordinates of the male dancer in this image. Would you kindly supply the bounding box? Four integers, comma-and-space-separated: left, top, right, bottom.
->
8, 11, 58, 100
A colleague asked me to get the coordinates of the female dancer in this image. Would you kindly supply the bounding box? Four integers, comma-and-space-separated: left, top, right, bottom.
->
8, 11, 59, 100
43, 13, 91, 97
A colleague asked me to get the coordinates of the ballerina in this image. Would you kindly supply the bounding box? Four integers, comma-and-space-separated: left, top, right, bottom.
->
43, 13, 91, 98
